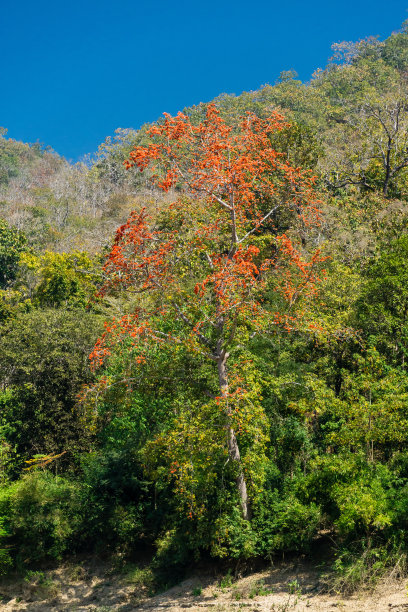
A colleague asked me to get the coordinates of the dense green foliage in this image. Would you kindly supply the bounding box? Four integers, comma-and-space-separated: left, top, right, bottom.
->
2, 22, 408, 589
0, 220, 27, 289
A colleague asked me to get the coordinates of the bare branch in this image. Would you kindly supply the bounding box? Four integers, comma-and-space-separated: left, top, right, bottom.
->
237, 205, 281, 244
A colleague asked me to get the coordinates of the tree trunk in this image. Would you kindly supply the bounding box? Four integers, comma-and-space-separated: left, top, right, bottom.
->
217, 353, 250, 520
383, 140, 392, 197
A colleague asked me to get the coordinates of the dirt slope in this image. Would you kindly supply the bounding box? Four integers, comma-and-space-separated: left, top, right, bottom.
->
1, 559, 407, 611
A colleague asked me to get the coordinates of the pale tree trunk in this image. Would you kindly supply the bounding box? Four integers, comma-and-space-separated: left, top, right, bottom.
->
383, 142, 392, 197
209, 193, 250, 519
217, 353, 250, 520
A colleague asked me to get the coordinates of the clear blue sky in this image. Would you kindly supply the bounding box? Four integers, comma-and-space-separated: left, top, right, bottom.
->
1, 0, 407, 161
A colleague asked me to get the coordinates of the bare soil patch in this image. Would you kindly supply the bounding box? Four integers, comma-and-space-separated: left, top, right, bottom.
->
0, 557, 407, 611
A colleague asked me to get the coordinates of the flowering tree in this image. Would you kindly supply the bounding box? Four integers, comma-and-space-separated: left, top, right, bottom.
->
91, 105, 323, 520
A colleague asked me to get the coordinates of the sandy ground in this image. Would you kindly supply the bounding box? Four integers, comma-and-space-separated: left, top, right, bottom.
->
0, 558, 407, 611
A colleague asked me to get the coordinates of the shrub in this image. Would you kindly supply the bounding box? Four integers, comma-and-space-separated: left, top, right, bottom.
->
255, 491, 321, 555
0, 471, 81, 566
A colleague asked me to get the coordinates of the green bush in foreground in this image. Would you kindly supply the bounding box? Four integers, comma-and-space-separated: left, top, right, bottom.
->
0, 471, 81, 566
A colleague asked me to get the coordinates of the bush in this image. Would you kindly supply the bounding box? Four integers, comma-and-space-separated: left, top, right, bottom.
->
77, 449, 158, 554
0, 471, 81, 566
210, 507, 258, 559
0, 309, 104, 473
0, 518, 12, 574
254, 490, 321, 555
333, 478, 392, 538
331, 541, 407, 594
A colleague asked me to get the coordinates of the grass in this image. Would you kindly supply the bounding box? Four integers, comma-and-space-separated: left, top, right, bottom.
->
23, 570, 60, 600
329, 544, 407, 595
219, 568, 234, 589
248, 578, 274, 598
120, 563, 154, 590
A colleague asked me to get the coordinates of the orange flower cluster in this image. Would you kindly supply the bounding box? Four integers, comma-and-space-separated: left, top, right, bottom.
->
123, 104, 318, 229
275, 234, 328, 306
89, 312, 151, 371
90, 103, 324, 380
99, 208, 176, 297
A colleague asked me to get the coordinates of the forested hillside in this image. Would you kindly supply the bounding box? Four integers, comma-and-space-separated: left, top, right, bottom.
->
2, 24, 408, 596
